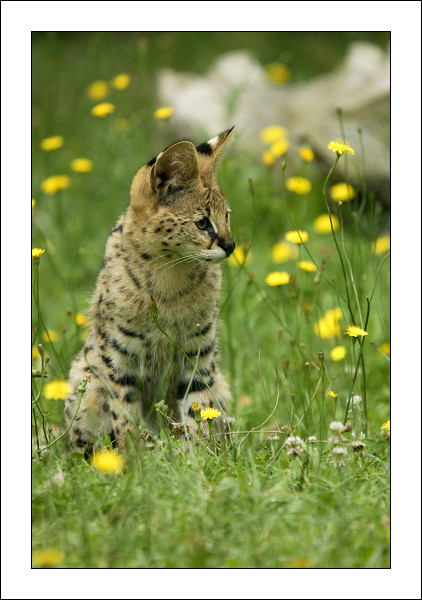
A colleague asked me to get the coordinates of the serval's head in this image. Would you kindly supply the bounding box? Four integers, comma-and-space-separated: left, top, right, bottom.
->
129, 128, 235, 264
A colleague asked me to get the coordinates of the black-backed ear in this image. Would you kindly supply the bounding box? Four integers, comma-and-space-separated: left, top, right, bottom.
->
150, 141, 200, 191
196, 126, 235, 166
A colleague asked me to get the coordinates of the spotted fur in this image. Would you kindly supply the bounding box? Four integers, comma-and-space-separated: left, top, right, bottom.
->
65, 128, 235, 453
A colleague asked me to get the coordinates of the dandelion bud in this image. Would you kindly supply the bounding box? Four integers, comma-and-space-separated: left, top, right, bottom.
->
37, 343, 45, 358
291, 393, 295, 402
313, 271, 322, 285
318, 351, 325, 364
32, 248, 45, 263
172, 422, 187, 438
281, 161, 287, 171
78, 370, 91, 394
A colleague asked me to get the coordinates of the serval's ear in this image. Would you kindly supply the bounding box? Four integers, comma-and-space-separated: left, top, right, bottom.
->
150, 141, 200, 191
195, 126, 235, 181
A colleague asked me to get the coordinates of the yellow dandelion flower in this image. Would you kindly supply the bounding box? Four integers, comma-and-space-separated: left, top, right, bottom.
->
380, 420, 390, 431
32, 548, 64, 568
44, 379, 72, 400
111, 73, 130, 90
285, 230, 309, 244
313, 307, 343, 338
330, 345, 346, 361
265, 62, 291, 84
91, 102, 115, 117
200, 407, 221, 420
154, 106, 173, 120
327, 140, 355, 156
329, 182, 355, 202
286, 177, 312, 195
42, 329, 59, 343
379, 342, 390, 355
299, 146, 314, 162
32, 346, 40, 358
32, 198, 36, 209
91, 449, 125, 474
328, 390, 338, 399
270, 139, 289, 157
298, 260, 317, 272
87, 80, 109, 101
70, 158, 93, 173
262, 150, 275, 166
371, 236, 390, 255
41, 175, 71, 195
191, 402, 201, 412
344, 325, 368, 337
271, 241, 298, 263
265, 271, 290, 286
32, 248, 45, 260
260, 125, 288, 144
314, 214, 339, 234
285, 557, 311, 568
227, 246, 252, 267
75, 313, 90, 327
39, 136, 64, 152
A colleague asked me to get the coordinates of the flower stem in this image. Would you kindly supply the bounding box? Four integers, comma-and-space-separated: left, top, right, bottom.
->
322, 154, 357, 325
281, 161, 348, 305
343, 298, 371, 430
33, 373, 88, 455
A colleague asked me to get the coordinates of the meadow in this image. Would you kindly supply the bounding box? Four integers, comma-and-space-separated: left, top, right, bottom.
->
31, 32, 390, 569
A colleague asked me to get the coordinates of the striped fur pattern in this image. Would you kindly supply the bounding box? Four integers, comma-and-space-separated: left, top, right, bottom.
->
65, 128, 235, 453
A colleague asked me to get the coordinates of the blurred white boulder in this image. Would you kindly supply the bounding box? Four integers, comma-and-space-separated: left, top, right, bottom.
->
158, 42, 390, 193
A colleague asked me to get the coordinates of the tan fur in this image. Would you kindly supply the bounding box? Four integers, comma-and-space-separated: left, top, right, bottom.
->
65, 128, 235, 453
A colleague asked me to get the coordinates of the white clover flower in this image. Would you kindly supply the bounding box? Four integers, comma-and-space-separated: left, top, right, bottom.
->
307, 435, 317, 442
352, 431, 366, 439
285, 435, 304, 456
351, 440, 366, 452
332, 445, 348, 467
286, 435, 304, 447
329, 421, 345, 433
329, 422, 346, 442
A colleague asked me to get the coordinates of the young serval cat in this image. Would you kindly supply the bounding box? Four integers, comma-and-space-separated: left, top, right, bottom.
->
65, 128, 235, 453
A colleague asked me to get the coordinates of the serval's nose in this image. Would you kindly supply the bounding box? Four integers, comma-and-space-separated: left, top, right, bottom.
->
218, 237, 235, 257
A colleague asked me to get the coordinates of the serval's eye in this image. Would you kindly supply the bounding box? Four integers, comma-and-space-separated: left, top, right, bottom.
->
196, 216, 210, 230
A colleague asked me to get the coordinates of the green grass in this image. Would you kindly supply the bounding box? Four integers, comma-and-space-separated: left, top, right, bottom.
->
31, 32, 390, 569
